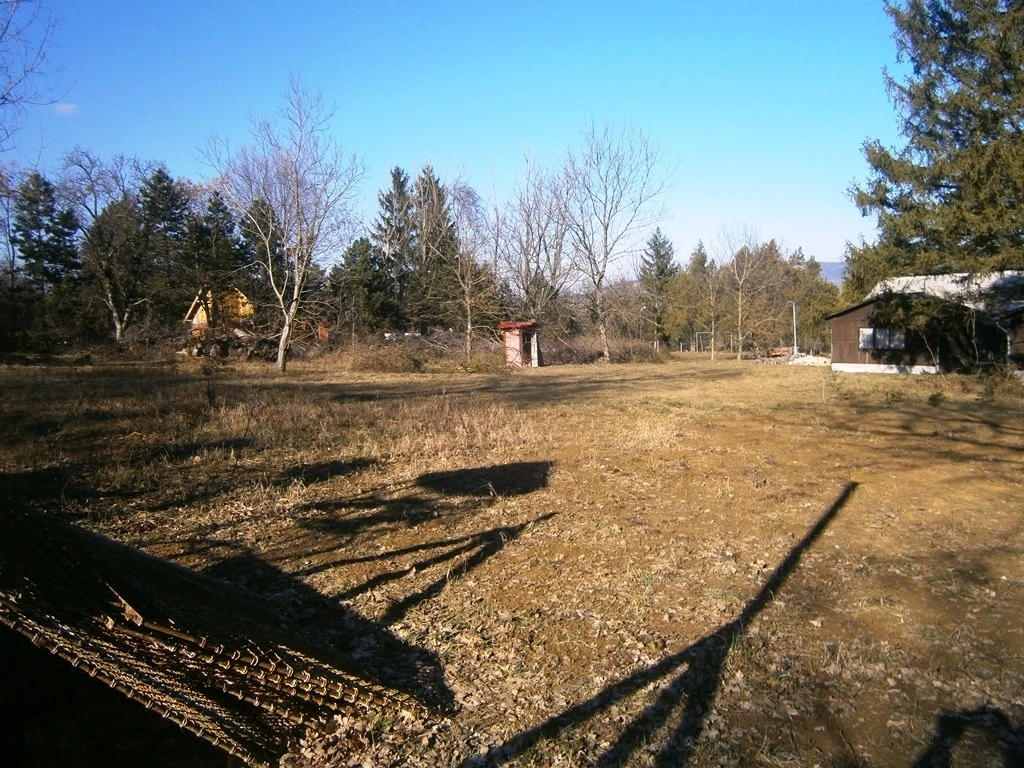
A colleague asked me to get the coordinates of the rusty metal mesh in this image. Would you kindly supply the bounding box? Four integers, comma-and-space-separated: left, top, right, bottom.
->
0, 507, 427, 767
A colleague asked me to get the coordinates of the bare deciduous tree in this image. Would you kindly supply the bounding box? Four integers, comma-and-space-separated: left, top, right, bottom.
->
0, 0, 58, 148
0, 164, 18, 290
207, 77, 364, 372
448, 181, 499, 362
494, 158, 573, 324
718, 226, 787, 359
716, 225, 758, 360
561, 121, 669, 362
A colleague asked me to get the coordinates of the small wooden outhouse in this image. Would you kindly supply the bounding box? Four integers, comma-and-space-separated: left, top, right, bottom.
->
499, 321, 542, 368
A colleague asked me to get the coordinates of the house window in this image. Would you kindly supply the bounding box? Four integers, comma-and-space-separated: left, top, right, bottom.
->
859, 327, 906, 350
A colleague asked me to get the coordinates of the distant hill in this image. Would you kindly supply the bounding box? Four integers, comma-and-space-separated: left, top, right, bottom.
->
817, 262, 845, 287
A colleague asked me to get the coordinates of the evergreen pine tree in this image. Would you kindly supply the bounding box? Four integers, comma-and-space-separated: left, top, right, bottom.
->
848, 0, 1024, 298
371, 167, 415, 325
408, 166, 459, 333
330, 237, 397, 333
140, 167, 191, 328
637, 227, 678, 346
12, 171, 80, 295
11, 171, 81, 346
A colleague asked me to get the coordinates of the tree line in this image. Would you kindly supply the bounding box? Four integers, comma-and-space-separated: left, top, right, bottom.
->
0, 101, 840, 369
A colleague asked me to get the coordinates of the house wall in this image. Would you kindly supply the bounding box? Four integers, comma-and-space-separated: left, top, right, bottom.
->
503, 329, 524, 368
830, 302, 936, 368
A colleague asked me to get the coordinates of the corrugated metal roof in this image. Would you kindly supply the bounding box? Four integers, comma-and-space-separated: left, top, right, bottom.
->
866, 271, 1024, 313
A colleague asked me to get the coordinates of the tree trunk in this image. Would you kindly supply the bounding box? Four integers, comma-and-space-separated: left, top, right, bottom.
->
464, 305, 472, 364
735, 292, 744, 361
595, 287, 610, 362
276, 312, 293, 373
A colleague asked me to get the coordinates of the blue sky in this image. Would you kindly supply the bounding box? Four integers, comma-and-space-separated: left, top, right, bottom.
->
13, 1, 904, 266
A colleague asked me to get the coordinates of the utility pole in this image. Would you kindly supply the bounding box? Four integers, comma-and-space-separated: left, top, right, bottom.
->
787, 301, 798, 357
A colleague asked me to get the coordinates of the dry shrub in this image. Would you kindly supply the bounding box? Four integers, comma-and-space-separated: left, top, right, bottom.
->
323, 336, 504, 374
541, 334, 605, 365
977, 365, 1024, 402
612, 339, 667, 364
329, 342, 428, 373
532, 334, 669, 365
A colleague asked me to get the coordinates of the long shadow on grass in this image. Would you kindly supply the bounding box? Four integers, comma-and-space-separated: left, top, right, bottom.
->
265, 366, 747, 408
144, 454, 381, 515
278, 458, 380, 484
377, 512, 555, 626
807, 401, 1024, 466
0, 466, 94, 509
461, 482, 858, 768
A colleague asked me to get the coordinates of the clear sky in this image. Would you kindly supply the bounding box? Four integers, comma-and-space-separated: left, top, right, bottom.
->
11, 0, 904, 266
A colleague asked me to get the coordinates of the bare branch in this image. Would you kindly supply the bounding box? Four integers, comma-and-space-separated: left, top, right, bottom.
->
0, 0, 60, 148
494, 157, 575, 323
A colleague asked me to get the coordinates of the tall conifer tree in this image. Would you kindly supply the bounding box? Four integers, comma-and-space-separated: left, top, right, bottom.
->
637, 227, 678, 346
140, 167, 191, 327
370, 167, 414, 326
12, 171, 79, 295
848, 0, 1024, 298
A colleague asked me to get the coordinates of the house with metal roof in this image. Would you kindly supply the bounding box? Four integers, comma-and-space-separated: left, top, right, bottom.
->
827, 272, 1024, 373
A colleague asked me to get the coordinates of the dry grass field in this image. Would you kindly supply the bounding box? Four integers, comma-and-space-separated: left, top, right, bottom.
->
1, 353, 1022, 767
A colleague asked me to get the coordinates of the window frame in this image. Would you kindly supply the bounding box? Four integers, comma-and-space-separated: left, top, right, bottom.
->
859, 326, 907, 351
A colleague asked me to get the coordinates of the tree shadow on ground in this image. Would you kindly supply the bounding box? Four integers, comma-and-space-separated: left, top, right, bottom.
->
277, 457, 380, 485
141, 454, 381, 516
912, 706, 1024, 768
296, 492, 445, 540
416, 461, 553, 497
132, 437, 255, 465
294, 461, 555, 552
293, 462, 556, 626
461, 482, 858, 767
373, 512, 555, 627
199, 461, 557, 700
0, 466, 94, 509
276, 364, 748, 408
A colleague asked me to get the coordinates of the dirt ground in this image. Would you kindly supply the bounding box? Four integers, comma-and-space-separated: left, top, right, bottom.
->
1, 354, 1022, 767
